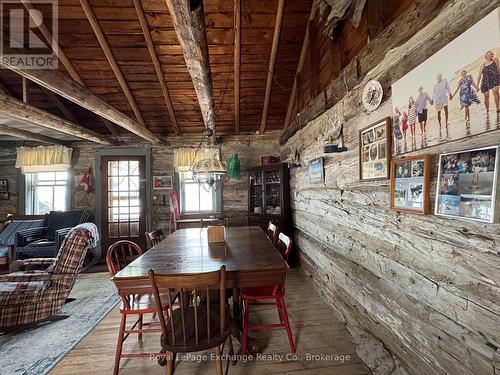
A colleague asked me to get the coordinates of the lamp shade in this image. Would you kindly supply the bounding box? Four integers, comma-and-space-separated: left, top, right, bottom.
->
192, 158, 226, 175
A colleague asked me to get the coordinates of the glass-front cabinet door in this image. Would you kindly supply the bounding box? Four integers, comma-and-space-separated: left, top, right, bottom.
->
249, 171, 263, 214
264, 170, 281, 215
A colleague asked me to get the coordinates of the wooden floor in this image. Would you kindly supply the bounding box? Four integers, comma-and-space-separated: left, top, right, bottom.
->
50, 270, 370, 375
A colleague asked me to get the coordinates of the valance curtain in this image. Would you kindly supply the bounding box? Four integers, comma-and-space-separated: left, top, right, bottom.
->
173, 147, 220, 172
15, 145, 73, 173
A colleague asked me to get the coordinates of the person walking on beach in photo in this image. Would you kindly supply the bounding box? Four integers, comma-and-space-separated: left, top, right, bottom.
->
401, 111, 409, 139
477, 50, 500, 113
393, 107, 403, 141
451, 70, 481, 123
432, 73, 452, 126
407, 96, 417, 139
416, 87, 432, 133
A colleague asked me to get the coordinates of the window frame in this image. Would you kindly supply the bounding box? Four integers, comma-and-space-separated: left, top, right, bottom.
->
24, 170, 72, 215
177, 171, 222, 215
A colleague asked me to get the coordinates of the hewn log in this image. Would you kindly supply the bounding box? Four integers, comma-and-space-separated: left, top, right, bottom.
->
0, 123, 63, 144
0, 61, 161, 143
164, 0, 215, 133
79, 0, 146, 127
350, 0, 367, 28
22, 0, 119, 137
280, 0, 450, 144
259, 0, 285, 134
283, 1, 318, 129
234, 0, 241, 134
133, 0, 179, 134
0, 92, 115, 145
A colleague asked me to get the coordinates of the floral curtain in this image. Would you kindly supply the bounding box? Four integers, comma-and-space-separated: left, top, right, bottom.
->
15, 145, 73, 173
173, 147, 220, 172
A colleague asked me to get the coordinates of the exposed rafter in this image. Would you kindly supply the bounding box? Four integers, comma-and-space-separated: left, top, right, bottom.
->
21, 0, 119, 137
0, 92, 115, 145
0, 123, 63, 144
234, 0, 241, 134
79, 0, 147, 127
259, 0, 286, 134
165, 0, 215, 134
133, 0, 179, 134
0, 62, 161, 143
284, 2, 318, 129
42, 88, 77, 123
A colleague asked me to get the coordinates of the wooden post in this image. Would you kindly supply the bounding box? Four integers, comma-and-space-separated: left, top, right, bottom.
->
0, 123, 63, 144
0, 92, 115, 145
165, 0, 216, 134
259, 0, 285, 134
133, 0, 179, 134
234, 0, 241, 134
22, 77, 28, 103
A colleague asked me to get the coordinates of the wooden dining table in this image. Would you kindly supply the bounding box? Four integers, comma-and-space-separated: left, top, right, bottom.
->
112, 226, 288, 354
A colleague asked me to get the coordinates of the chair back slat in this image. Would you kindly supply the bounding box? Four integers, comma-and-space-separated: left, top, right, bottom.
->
145, 229, 165, 249
148, 266, 226, 351
267, 221, 278, 245
106, 240, 143, 277
277, 232, 292, 264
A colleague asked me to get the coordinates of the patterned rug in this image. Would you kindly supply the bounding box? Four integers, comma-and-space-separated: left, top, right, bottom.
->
0, 273, 120, 375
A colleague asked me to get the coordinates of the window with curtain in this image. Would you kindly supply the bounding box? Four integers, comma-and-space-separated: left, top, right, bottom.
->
25, 171, 71, 214
178, 171, 221, 214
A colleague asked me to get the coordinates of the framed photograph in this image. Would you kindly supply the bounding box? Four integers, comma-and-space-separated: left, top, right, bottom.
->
435, 145, 499, 223
308, 157, 324, 185
359, 117, 392, 181
391, 8, 500, 156
0, 192, 9, 200
0, 179, 7, 191
153, 175, 172, 190
390, 155, 431, 214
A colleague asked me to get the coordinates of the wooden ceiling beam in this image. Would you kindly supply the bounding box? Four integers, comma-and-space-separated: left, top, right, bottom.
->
0, 123, 63, 144
21, 0, 119, 137
284, 1, 318, 130
259, 0, 286, 134
234, 0, 241, 134
0, 62, 161, 143
0, 92, 115, 145
42, 88, 77, 123
133, 0, 179, 134
165, 0, 216, 134
79, 0, 146, 128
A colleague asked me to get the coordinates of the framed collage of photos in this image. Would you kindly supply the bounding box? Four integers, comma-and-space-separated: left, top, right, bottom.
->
390, 155, 430, 214
359, 117, 391, 181
308, 157, 325, 185
435, 146, 499, 223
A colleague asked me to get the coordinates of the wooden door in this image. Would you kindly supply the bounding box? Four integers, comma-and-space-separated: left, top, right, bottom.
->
101, 156, 146, 253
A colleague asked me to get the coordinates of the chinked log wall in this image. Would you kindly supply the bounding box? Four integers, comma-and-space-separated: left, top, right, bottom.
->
282, 0, 500, 374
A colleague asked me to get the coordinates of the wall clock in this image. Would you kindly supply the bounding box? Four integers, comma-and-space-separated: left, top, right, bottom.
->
362, 80, 383, 112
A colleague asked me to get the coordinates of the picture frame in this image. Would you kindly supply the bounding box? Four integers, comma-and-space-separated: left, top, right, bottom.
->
0, 179, 8, 191
390, 155, 431, 215
308, 157, 324, 185
152, 175, 172, 190
435, 145, 499, 223
0, 192, 9, 200
359, 117, 392, 181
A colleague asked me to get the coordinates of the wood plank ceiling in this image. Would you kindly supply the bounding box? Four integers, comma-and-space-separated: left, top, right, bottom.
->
0, 0, 312, 139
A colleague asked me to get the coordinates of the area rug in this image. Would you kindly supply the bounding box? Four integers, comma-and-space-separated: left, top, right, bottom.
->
0, 273, 120, 375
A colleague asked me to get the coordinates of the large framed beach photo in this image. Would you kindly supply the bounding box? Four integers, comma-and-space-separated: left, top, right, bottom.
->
390, 155, 431, 215
391, 8, 500, 156
435, 146, 499, 223
359, 117, 392, 181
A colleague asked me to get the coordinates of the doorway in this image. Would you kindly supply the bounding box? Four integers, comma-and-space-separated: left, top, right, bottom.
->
100, 155, 147, 253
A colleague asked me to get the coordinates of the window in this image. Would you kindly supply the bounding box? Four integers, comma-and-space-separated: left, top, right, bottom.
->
25, 171, 70, 214
178, 171, 221, 213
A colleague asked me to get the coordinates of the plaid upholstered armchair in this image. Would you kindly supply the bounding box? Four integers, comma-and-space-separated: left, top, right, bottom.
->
14, 210, 92, 260
0, 223, 99, 331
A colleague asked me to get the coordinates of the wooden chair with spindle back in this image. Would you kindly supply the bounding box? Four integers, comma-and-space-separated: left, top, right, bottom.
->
267, 221, 278, 246
107, 240, 174, 375
145, 228, 166, 250
241, 233, 295, 355
149, 265, 233, 375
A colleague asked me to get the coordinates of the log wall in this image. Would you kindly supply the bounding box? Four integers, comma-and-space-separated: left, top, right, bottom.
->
0, 143, 19, 220
282, 0, 500, 374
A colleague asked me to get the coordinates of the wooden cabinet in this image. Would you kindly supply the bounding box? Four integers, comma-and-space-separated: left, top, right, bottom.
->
247, 163, 291, 237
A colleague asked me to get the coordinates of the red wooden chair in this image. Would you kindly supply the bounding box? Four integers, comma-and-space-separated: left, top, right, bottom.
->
106, 240, 175, 375
241, 232, 295, 354
267, 221, 278, 246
